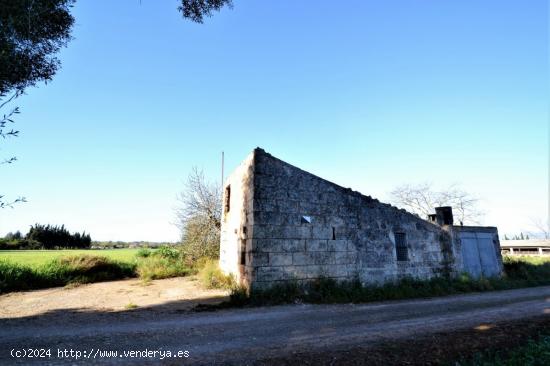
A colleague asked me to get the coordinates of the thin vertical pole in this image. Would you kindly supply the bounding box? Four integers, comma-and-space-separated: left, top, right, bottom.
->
221, 151, 225, 187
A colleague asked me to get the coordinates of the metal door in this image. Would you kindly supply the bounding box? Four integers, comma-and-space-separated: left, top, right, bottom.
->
460, 231, 499, 278
476, 233, 499, 277
461, 232, 482, 278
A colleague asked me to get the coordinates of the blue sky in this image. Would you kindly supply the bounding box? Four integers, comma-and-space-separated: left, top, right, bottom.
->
0, 0, 547, 241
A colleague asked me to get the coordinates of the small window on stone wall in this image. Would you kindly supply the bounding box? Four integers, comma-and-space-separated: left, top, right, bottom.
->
395, 232, 408, 261
224, 185, 231, 214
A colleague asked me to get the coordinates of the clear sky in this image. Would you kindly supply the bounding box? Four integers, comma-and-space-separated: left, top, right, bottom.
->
0, 0, 547, 242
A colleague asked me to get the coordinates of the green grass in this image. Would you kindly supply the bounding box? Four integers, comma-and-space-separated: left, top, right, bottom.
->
506, 255, 550, 266
197, 259, 236, 289
0, 249, 141, 267
0, 248, 193, 293
136, 255, 192, 280
458, 334, 550, 366
0, 255, 136, 293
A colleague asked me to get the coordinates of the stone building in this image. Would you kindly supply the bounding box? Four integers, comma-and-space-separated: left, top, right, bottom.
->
220, 148, 502, 289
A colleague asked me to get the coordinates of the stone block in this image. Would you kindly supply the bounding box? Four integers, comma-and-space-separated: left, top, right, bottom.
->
347, 241, 358, 251
303, 225, 315, 238
255, 266, 288, 282
306, 265, 331, 278
363, 251, 387, 268
312, 251, 336, 265
255, 211, 284, 226
251, 225, 271, 239
312, 226, 332, 239
286, 266, 308, 280
249, 252, 269, 266
269, 253, 293, 266
333, 264, 352, 277
256, 239, 305, 253
306, 239, 328, 251
293, 252, 314, 266
328, 240, 348, 252
335, 251, 357, 265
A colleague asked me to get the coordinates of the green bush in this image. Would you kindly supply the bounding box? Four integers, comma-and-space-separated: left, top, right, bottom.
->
134, 245, 192, 281
136, 248, 152, 258
503, 255, 550, 284
197, 259, 235, 289
136, 255, 191, 281
155, 246, 179, 260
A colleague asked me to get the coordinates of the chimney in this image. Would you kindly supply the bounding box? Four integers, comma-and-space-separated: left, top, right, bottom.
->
434, 206, 454, 226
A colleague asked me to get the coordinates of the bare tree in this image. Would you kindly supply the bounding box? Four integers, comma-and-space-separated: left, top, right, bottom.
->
390, 183, 484, 225
175, 167, 221, 260
530, 217, 549, 239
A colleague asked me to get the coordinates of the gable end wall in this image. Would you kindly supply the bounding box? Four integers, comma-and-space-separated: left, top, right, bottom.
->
246, 149, 461, 289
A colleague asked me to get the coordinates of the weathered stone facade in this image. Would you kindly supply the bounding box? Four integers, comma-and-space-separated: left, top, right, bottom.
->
220, 148, 502, 289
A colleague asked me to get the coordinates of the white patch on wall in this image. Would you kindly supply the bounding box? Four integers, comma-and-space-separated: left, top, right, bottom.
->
301, 216, 312, 224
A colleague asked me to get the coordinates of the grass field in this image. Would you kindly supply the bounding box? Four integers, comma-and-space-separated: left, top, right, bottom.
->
509, 255, 550, 265
0, 248, 192, 293
0, 249, 141, 267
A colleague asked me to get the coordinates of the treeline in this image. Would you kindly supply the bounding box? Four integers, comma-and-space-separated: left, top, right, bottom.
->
504, 233, 530, 241
0, 224, 91, 250
92, 241, 175, 249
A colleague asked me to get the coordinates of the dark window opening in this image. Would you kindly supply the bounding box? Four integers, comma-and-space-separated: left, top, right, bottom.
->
224, 185, 231, 214
240, 249, 246, 265
332, 227, 336, 240
395, 232, 408, 261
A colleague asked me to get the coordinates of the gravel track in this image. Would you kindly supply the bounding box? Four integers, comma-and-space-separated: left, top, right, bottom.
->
1, 285, 549, 365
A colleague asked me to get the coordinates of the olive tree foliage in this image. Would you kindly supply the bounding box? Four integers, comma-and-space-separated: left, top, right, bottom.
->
390, 183, 484, 225
1, 0, 74, 208
0, 0, 227, 93
0, 0, 75, 95
178, 0, 233, 23
176, 167, 222, 261
0, 91, 26, 208
1, 0, 229, 208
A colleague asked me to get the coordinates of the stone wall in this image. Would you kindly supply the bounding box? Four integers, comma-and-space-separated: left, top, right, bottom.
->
219, 151, 255, 284
220, 148, 500, 289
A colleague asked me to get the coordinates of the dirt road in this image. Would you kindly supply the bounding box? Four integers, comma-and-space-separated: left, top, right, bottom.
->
0, 277, 229, 318
1, 286, 549, 365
